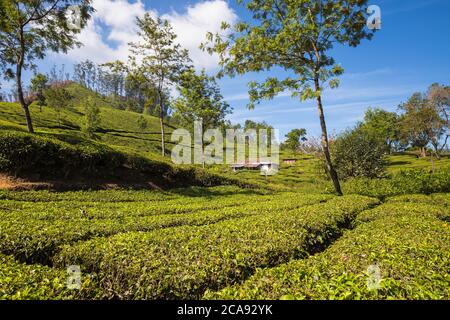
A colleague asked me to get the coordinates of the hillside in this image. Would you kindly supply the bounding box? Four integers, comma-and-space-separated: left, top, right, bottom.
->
0, 83, 247, 190
0, 83, 175, 157
1, 84, 449, 192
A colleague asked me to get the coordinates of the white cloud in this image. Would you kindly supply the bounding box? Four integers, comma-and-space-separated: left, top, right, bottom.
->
163, 1, 238, 70
61, 0, 237, 69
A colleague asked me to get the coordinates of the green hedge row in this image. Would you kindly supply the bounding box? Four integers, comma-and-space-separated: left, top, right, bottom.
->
0, 190, 279, 221
341, 169, 450, 199
0, 131, 124, 177
54, 195, 378, 299
0, 185, 256, 202
207, 202, 450, 299
0, 193, 331, 265
0, 131, 248, 188
0, 254, 96, 300
386, 193, 450, 208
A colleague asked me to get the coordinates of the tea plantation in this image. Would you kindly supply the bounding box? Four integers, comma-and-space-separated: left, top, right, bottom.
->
1, 98, 449, 300
1, 184, 449, 299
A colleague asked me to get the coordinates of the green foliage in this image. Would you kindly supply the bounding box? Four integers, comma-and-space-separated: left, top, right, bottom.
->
341, 169, 450, 199
0, 130, 124, 177
173, 68, 232, 131
332, 126, 387, 179
137, 115, 148, 132
283, 128, 307, 153
386, 193, 450, 208
81, 97, 101, 138
208, 201, 450, 299
0, 130, 241, 189
0, 254, 95, 299
360, 107, 400, 152
202, 0, 374, 107
30, 73, 48, 106
0, 190, 295, 264
43, 86, 72, 124
53, 195, 376, 299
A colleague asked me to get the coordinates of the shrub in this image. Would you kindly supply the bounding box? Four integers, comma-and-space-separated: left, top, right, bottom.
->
0, 254, 96, 299
80, 97, 101, 138
0, 131, 124, 177
208, 202, 450, 299
53, 195, 377, 299
0, 192, 330, 264
341, 169, 450, 199
332, 127, 387, 179
0, 130, 239, 188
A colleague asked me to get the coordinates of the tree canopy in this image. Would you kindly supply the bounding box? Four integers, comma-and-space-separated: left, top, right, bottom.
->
284, 128, 307, 153
0, 0, 94, 133
202, 0, 376, 195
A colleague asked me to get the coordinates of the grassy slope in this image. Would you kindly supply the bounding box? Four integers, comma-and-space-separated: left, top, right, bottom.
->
2, 84, 449, 191
0, 83, 175, 159
386, 153, 450, 172
212, 151, 450, 192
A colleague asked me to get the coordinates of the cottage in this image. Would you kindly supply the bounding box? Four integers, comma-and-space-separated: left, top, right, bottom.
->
231, 161, 279, 172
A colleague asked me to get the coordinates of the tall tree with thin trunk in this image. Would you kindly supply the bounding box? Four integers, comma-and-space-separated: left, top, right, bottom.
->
106, 14, 191, 156
0, 0, 93, 133
202, 0, 376, 195
173, 68, 232, 166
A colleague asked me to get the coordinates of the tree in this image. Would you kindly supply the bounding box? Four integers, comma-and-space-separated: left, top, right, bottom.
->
81, 96, 100, 138
360, 107, 399, 153
0, 0, 93, 133
427, 83, 450, 156
332, 126, 386, 179
284, 128, 307, 153
202, 0, 375, 195
137, 115, 148, 132
105, 15, 191, 156
74, 59, 97, 90
30, 73, 48, 107
44, 86, 71, 125
173, 68, 232, 166
173, 69, 232, 132
399, 89, 446, 158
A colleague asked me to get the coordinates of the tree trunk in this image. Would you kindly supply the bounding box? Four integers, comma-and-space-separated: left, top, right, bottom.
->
420, 147, 427, 158
314, 78, 342, 195
431, 154, 435, 174
159, 92, 166, 156
159, 113, 166, 157
432, 143, 441, 160
201, 121, 205, 168
16, 30, 34, 133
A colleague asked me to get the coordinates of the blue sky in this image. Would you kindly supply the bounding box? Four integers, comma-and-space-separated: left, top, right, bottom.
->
5, 0, 450, 138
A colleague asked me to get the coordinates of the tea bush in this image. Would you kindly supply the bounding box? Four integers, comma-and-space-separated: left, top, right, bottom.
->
207, 202, 450, 299
54, 195, 377, 299
0, 193, 331, 264
341, 169, 450, 199
0, 254, 96, 300
0, 131, 248, 188
386, 193, 450, 207
0, 131, 124, 177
